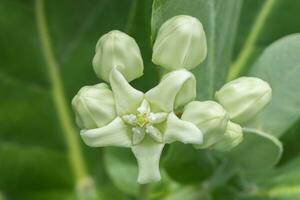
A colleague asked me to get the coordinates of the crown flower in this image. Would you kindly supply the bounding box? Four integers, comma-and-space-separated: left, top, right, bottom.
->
73, 27, 204, 183
72, 15, 272, 183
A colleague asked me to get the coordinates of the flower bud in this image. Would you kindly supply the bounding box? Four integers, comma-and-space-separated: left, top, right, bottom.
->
215, 77, 272, 124
72, 83, 116, 129
181, 101, 229, 148
92, 30, 144, 82
212, 121, 243, 151
152, 15, 207, 70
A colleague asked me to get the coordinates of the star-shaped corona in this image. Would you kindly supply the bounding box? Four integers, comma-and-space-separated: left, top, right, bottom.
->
122, 100, 168, 145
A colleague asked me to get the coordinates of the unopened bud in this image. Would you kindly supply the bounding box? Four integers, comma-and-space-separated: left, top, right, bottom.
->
215, 77, 272, 124
72, 83, 116, 129
152, 15, 207, 70
182, 101, 229, 148
93, 30, 143, 82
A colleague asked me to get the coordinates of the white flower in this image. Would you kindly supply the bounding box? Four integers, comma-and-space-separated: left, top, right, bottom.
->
73, 16, 273, 184
74, 68, 203, 184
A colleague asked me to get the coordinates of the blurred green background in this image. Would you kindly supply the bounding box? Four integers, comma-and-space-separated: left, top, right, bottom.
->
1, 0, 300, 199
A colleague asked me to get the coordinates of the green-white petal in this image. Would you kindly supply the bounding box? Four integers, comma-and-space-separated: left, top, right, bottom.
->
148, 112, 168, 124
122, 114, 137, 126
137, 99, 150, 114
110, 68, 144, 115
80, 117, 131, 148
145, 70, 196, 112
164, 112, 203, 144
131, 138, 164, 184
145, 125, 163, 143
132, 127, 146, 145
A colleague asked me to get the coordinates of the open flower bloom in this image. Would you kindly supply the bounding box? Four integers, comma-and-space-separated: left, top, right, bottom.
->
74, 67, 203, 184
72, 14, 273, 184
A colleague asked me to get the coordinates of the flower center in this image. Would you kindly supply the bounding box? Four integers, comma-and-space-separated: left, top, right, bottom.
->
136, 113, 149, 127
121, 100, 168, 145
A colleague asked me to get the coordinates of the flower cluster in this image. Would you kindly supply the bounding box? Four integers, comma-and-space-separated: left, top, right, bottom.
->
72, 15, 272, 184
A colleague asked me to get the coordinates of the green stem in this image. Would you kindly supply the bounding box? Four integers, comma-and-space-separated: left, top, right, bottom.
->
35, 0, 88, 183
138, 184, 150, 200
227, 0, 277, 81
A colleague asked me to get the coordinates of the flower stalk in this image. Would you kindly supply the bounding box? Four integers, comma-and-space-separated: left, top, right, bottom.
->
227, 0, 277, 80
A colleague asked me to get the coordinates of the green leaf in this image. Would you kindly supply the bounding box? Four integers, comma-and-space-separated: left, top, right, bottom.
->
10, 186, 128, 200
13, 190, 76, 200
0, 142, 72, 192
279, 119, 300, 165
233, 0, 300, 75
240, 156, 300, 200
0, 0, 134, 198
163, 143, 217, 184
0, 193, 4, 200
104, 148, 139, 195
247, 34, 300, 138
229, 128, 282, 171
151, 0, 243, 99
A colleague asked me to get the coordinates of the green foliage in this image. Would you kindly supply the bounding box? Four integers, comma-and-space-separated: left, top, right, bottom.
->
248, 34, 300, 138
0, 0, 133, 199
229, 128, 282, 170
104, 148, 138, 195
163, 143, 217, 184
1, 0, 300, 199
239, 156, 300, 200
